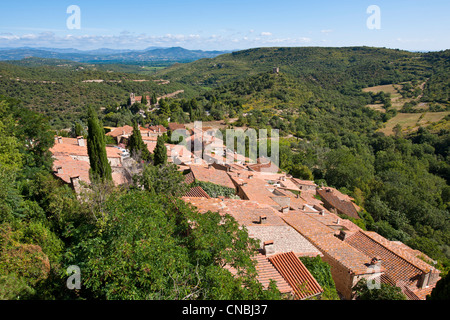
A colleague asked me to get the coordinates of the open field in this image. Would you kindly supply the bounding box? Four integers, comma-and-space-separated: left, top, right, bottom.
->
362, 83, 403, 96
363, 81, 429, 111
379, 111, 450, 135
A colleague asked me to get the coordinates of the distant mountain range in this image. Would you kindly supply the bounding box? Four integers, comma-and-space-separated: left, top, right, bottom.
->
0, 46, 232, 63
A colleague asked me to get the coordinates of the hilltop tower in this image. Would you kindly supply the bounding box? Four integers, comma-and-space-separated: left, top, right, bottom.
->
129, 93, 136, 105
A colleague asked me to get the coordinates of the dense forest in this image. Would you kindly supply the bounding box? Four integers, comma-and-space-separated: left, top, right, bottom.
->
0, 46, 449, 299
0, 59, 193, 128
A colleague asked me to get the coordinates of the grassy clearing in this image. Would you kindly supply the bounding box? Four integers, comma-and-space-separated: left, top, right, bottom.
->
363, 81, 428, 111
379, 111, 450, 135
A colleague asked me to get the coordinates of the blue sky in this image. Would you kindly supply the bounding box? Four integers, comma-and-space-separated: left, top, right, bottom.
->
0, 0, 449, 51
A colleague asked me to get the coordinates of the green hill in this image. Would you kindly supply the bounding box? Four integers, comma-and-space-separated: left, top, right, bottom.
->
0, 58, 192, 128
157, 46, 432, 89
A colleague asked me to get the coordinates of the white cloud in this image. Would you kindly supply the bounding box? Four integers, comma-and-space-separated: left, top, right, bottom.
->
0, 30, 312, 50
321, 29, 333, 34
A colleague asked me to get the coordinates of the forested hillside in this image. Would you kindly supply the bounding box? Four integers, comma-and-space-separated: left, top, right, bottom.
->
0, 59, 192, 128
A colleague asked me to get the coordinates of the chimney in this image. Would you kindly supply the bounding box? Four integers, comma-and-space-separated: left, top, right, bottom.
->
237, 172, 241, 177
57, 136, 63, 144
336, 218, 340, 224
248, 174, 253, 179
55, 166, 63, 174
320, 209, 325, 216
259, 215, 267, 224
336, 230, 347, 241
241, 182, 247, 186
370, 257, 382, 267
280, 206, 289, 214
208, 164, 212, 169
70, 176, 80, 190
77, 136, 85, 147
263, 240, 275, 256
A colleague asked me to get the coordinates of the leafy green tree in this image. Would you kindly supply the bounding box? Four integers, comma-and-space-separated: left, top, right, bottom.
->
87, 107, 112, 182
128, 122, 151, 161
64, 190, 282, 300
393, 123, 402, 137
353, 279, 407, 300
139, 163, 189, 197
71, 120, 86, 138
159, 98, 171, 117
153, 135, 167, 166
299, 256, 339, 300
291, 164, 314, 180
192, 181, 237, 198
13, 107, 54, 171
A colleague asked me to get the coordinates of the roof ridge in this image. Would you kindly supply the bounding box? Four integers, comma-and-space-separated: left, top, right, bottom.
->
352, 231, 432, 273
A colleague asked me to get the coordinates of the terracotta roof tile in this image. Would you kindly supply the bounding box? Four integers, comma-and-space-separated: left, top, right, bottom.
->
344, 231, 439, 298
317, 188, 360, 219
168, 122, 186, 131
254, 253, 293, 294
182, 198, 286, 226
184, 171, 195, 184
269, 252, 323, 300
183, 186, 211, 199
106, 125, 134, 138
189, 165, 235, 189
281, 212, 374, 275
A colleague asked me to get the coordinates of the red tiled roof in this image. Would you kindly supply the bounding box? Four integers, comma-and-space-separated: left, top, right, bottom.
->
182, 198, 286, 227
291, 178, 317, 187
344, 231, 438, 297
228, 171, 286, 207
50, 141, 122, 159
254, 253, 293, 294
183, 186, 210, 199
106, 125, 134, 138
168, 122, 186, 131
189, 165, 236, 189
282, 212, 375, 275
53, 155, 91, 184
317, 188, 360, 219
184, 171, 195, 185
247, 161, 280, 173
148, 125, 168, 133
269, 252, 323, 300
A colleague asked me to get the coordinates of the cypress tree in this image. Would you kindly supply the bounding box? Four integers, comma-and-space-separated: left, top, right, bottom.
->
128, 122, 151, 161
141, 95, 148, 105
151, 93, 157, 106
153, 135, 167, 166
87, 106, 112, 182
